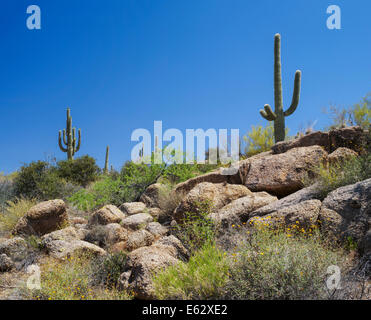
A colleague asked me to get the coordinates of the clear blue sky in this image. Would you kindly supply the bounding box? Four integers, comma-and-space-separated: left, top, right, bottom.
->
0, 0, 370, 174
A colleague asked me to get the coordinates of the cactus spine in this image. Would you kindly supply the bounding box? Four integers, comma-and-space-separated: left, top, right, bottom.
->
259, 33, 301, 143
104, 146, 109, 174
58, 108, 81, 160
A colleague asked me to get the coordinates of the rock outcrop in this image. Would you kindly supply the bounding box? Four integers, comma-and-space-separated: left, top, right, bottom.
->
239, 146, 328, 197
271, 126, 368, 155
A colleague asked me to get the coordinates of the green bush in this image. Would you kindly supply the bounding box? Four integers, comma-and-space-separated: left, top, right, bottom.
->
24, 253, 132, 300
68, 176, 127, 212
325, 92, 371, 130
170, 200, 215, 255
56, 155, 101, 187
13, 161, 76, 201
242, 122, 275, 157
305, 153, 371, 197
153, 242, 229, 300
120, 160, 166, 201
0, 174, 14, 212
222, 224, 347, 300
91, 252, 128, 288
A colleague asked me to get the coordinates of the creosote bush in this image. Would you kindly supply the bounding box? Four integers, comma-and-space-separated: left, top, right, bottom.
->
223, 219, 348, 300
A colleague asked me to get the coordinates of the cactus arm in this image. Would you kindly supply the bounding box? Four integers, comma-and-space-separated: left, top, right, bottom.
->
284, 70, 301, 116
62, 129, 68, 145
58, 131, 68, 152
260, 104, 277, 121
75, 129, 81, 153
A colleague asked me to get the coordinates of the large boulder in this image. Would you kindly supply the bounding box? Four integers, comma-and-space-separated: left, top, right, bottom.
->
249, 183, 323, 218
41, 226, 85, 243
174, 167, 242, 195
43, 239, 106, 259
173, 182, 251, 222
88, 205, 126, 226
209, 191, 278, 228
120, 202, 147, 215
13, 200, 68, 236
247, 199, 322, 230
271, 126, 368, 155
319, 178, 371, 251
239, 146, 328, 197
119, 236, 188, 299
121, 213, 153, 230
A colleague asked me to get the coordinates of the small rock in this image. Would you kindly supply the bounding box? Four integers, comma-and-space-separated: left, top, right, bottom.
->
121, 213, 153, 230
89, 205, 126, 226
145, 222, 169, 239
120, 202, 147, 215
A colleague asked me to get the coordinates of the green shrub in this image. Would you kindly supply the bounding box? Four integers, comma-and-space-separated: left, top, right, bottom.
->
325, 92, 371, 130
305, 153, 371, 197
91, 252, 128, 288
56, 155, 101, 187
153, 242, 229, 300
120, 160, 166, 201
68, 176, 127, 212
25, 253, 132, 300
222, 224, 347, 300
0, 197, 37, 234
13, 161, 76, 201
170, 200, 215, 255
0, 174, 14, 212
242, 122, 275, 157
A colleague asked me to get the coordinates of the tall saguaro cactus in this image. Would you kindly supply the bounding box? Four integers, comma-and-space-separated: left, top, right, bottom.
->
104, 145, 109, 174
259, 33, 301, 143
58, 108, 81, 160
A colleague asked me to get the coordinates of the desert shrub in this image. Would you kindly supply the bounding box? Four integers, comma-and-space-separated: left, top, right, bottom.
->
25, 253, 132, 300
56, 155, 100, 187
222, 222, 347, 300
0, 197, 37, 233
120, 160, 166, 201
324, 92, 371, 130
242, 122, 275, 157
0, 174, 14, 212
13, 161, 76, 201
170, 200, 215, 255
68, 176, 127, 212
157, 184, 185, 217
305, 153, 371, 197
153, 242, 229, 300
91, 252, 128, 288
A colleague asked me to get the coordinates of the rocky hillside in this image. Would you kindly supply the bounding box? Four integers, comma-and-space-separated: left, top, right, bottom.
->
0, 126, 370, 300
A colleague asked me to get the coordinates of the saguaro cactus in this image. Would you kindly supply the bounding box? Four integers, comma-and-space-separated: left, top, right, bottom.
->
58, 108, 81, 160
104, 145, 109, 174
259, 33, 301, 143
